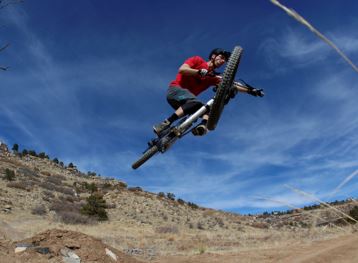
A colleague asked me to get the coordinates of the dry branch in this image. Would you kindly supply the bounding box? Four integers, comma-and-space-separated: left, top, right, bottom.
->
0, 0, 23, 10
270, 0, 358, 74
0, 43, 9, 52
285, 185, 358, 224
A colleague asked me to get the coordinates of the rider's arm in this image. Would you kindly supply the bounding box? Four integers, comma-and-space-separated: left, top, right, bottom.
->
178, 64, 202, 76
234, 82, 264, 97
233, 82, 250, 93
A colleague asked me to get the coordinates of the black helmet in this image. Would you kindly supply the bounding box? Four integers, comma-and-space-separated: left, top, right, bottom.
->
209, 48, 231, 61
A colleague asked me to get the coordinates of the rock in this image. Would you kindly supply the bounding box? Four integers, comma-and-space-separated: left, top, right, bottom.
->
105, 248, 118, 261
35, 247, 51, 254
14, 247, 27, 253
2, 205, 12, 213
63, 257, 81, 263
16, 243, 35, 248
68, 251, 80, 259
61, 248, 81, 263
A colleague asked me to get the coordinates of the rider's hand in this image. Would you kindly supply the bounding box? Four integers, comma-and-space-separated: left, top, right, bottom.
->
247, 88, 264, 97
198, 69, 208, 77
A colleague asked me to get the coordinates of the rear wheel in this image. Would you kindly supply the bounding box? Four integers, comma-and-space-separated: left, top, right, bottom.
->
132, 145, 159, 169
207, 46, 243, 130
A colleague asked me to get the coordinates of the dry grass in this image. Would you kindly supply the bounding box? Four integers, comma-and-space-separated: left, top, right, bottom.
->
1, 152, 356, 261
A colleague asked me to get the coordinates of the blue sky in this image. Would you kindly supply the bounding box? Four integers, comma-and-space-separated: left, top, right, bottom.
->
1, 0, 357, 214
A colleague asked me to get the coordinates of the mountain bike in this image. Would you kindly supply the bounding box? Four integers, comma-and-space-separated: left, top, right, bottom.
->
132, 46, 245, 169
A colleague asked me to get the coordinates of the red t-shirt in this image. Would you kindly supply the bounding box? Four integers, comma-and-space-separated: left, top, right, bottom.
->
169, 56, 221, 96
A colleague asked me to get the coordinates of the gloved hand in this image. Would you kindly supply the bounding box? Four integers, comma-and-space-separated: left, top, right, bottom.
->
247, 88, 264, 97
198, 69, 208, 77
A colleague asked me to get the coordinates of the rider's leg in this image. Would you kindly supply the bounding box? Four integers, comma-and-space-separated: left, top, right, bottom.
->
181, 100, 204, 115
154, 87, 200, 135
153, 107, 185, 135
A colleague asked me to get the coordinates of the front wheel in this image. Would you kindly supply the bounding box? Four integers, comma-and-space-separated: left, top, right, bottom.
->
207, 46, 243, 131
132, 145, 159, 169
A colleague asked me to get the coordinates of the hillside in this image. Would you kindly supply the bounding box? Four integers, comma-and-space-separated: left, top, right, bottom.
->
0, 142, 357, 262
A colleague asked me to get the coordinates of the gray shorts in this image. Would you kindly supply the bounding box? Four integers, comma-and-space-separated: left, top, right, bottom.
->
166, 86, 200, 110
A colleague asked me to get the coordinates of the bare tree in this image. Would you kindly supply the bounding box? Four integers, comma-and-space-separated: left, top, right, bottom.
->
0, 43, 9, 70
0, 0, 23, 70
0, 0, 23, 10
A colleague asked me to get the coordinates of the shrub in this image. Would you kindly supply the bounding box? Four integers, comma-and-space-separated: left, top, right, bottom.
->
56, 211, 94, 224
4, 169, 15, 181
45, 174, 66, 184
167, 193, 175, 201
158, 192, 165, 198
199, 247, 206, 254
17, 167, 39, 177
102, 182, 112, 189
31, 205, 47, 215
155, 226, 179, 234
50, 199, 81, 213
12, 144, 19, 152
38, 152, 49, 159
82, 182, 98, 193
46, 176, 63, 185
41, 171, 51, 177
188, 202, 199, 209
39, 182, 74, 196
42, 191, 55, 202
28, 150, 37, 157
117, 181, 127, 188
128, 186, 143, 192
58, 195, 78, 203
53, 158, 59, 164
57, 186, 74, 196
81, 193, 108, 221
7, 181, 33, 191
197, 222, 205, 230
50, 199, 92, 224
251, 222, 269, 229
39, 182, 56, 192
177, 198, 185, 205
217, 217, 225, 227
87, 171, 96, 177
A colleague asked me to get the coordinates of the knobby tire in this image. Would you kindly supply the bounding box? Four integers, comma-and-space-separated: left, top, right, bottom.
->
207, 46, 243, 130
132, 145, 159, 169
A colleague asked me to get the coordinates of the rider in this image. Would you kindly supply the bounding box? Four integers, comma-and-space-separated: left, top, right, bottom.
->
153, 48, 263, 136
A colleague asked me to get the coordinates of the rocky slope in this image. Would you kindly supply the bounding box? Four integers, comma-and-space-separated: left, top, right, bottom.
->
0, 142, 357, 262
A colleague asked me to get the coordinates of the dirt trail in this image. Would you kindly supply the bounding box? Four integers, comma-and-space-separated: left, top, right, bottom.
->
0, 228, 357, 262
155, 233, 358, 263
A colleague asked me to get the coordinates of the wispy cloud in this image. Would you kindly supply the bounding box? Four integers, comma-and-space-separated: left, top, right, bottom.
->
258, 27, 358, 75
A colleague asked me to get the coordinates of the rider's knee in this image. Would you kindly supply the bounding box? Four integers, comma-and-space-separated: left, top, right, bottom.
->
182, 100, 204, 115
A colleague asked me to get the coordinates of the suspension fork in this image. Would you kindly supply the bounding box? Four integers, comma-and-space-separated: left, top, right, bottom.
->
175, 99, 214, 136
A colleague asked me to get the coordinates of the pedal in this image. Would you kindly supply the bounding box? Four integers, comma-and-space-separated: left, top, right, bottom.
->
172, 127, 181, 137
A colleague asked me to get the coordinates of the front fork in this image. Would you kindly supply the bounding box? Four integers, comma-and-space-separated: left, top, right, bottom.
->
174, 99, 214, 137
146, 99, 214, 154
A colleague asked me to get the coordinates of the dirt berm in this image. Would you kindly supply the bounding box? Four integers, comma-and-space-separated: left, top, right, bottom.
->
0, 229, 143, 263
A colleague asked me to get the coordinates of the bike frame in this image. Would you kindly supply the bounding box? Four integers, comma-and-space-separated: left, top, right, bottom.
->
176, 99, 213, 136
132, 78, 254, 169
153, 81, 246, 154
153, 98, 214, 154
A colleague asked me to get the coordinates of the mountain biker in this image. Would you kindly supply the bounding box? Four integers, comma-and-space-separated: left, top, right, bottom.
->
153, 48, 264, 136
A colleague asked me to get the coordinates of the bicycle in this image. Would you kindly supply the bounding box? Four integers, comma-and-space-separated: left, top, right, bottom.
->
132, 46, 262, 169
